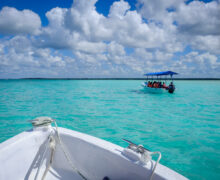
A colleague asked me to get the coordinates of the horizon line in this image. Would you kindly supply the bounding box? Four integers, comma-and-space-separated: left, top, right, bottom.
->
1, 78, 220, 80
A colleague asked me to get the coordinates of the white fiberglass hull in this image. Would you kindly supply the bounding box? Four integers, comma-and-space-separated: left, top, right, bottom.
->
141, 83, 167, 94
0, 126, 187, 180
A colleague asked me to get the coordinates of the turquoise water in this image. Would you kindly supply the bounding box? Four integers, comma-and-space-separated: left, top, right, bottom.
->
0, 80, 220, 179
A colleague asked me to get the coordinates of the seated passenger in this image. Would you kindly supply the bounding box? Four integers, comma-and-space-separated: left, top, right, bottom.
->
162, 82, 167, 89
158, 82, 162, 88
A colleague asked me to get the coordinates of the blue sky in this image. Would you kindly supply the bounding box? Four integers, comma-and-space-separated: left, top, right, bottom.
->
0, 0, 219, 78
0, 0, 137, 25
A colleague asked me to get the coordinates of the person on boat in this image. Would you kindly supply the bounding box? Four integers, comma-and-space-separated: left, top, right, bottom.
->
158, 82, 162, 88
162, 82, 168, 89
168, 82, 175, 93
169, 82, 174, 87
156, 82, 160, 88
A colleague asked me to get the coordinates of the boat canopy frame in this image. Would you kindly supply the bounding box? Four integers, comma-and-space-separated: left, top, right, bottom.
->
144, 71, 178, 77
144, 71, 178, 82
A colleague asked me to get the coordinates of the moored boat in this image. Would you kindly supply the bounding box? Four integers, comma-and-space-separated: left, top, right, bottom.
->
0, 117, 187, 180
142, 71, 178, 94
141, 82, 166, 94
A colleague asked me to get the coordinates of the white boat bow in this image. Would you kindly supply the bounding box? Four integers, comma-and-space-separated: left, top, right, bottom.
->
0, 117, 187, 180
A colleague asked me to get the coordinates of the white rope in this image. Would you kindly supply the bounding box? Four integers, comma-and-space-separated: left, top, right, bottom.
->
149, 152, 161, 180
34, 118, 160, 180
122, 139, 162, 180
35, 119, 87, 180
35, 132, 52, 180
53, 120, 87, 180
42, 136, 56, 180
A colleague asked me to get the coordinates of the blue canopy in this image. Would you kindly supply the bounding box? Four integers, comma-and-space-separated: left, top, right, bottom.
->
144, 71, 178, 76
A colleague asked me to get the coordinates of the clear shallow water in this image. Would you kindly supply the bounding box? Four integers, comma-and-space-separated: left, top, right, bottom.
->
0, 80, 220, 180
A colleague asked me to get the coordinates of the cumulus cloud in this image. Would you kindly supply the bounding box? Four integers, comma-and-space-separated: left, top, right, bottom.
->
190, 35, 220, 54
168, 51, 220, 77
65, 0, 110, 41
137, 0, 220, 52
175, 1, 220, 36
38, 0, 176, 50
0, 0, 220, 78
0, 7, 41, 35
75, 41, 107, 54
0, 36, 68, 77
136, 0, 183, 24
109, 0, 130, 18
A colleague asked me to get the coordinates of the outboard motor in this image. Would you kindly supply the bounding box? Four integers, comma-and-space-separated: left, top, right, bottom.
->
168, 84, 175, 93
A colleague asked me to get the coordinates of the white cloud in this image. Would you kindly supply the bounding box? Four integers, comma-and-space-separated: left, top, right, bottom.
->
36, 7, 75, 49
65, 0, 110, 41
190, 35, 220, 54
133, 48, 153, 61
109, 0, 130, 19
0, 7, 41, 35
137, 0, 183, 23
0, 0, 220, 78
137, 0, 220, 52
175, 1, 220, 36
0, 36, 69, 77
171, 51, 220, 77
46, 7, 67, 27
155, 50, 173, 61
76, 41, 107, 54
107, 41, 125, 57
39, 0, 176, 50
